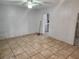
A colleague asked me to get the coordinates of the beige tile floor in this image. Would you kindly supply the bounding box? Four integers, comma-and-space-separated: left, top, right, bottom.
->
0, 35, 79, 59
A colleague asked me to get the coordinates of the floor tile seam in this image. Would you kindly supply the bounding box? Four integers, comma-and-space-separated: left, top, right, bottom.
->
15, 40, 34, 58
7, 39, 17, 59
65, 47, 78, 59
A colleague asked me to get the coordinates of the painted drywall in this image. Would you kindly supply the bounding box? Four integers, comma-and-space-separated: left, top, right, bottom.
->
0, 4, 38, 38
36, 0, 79, 45
49, 0, 79, 45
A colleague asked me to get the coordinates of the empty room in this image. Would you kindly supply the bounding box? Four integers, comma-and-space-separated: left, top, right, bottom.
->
0, 0, 79, 59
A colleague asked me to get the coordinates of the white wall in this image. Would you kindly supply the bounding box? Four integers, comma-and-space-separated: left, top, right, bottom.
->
0, 4, 38, 39
36, 0, 79, 45
49, 0, 79, 45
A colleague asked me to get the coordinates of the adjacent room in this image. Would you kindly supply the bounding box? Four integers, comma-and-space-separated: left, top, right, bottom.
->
0, 0, 79, 59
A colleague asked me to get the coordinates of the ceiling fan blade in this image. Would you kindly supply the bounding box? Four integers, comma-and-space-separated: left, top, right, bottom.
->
40, 1, 53, 5
32, 3, 39, 6
33, 0, 42, 3
22, 2, 27, 5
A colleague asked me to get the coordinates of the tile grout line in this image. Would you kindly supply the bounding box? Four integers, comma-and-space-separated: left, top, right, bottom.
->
6, 39, 17, 59
16, 36, 54, 59
65, 47, 78, 59
15, 39, 34, 59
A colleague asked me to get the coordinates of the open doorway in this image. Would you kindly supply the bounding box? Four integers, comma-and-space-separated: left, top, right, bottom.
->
42, 13, 49, 34
74, 13, 79, 46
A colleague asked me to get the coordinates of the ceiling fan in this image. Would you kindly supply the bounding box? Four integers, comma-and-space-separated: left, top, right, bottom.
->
2, 0, 53, 8
21, 0, 42, 8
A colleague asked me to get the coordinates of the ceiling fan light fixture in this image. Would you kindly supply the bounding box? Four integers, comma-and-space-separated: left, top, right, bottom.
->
21, 0, 41, 8
28, 1, 33, 8
28, 4, 33, 8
